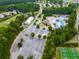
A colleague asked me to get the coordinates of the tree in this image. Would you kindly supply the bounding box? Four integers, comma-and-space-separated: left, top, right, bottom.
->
21, 39, 23, 42
34, 22, 36, 25
38, 34, 41, 38
30, 32, 35, 38
36, 24, 40, 29
43, 27, 45, 30
59, 0, 63, 7
18, 55, 23, 59
18, 42, 22, 48
48, 26, 52, 31
43, 35, 47, 39
27, 56, 33, 59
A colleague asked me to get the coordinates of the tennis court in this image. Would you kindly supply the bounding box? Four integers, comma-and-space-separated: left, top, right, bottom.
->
57, 47, 79, 59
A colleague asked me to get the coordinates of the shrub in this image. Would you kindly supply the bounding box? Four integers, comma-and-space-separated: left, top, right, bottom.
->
30, 32, 35, 38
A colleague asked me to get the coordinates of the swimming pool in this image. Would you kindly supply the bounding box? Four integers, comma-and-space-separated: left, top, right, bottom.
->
51, 15, 67, 29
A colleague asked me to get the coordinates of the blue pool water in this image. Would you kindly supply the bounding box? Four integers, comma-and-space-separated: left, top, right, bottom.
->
53, 16, 66, 29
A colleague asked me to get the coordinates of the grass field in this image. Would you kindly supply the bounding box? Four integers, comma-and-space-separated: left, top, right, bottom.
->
0, 14, 19, 28
57, 47, 79, 59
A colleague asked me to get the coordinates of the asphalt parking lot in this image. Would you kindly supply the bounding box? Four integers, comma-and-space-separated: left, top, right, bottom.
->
10, 25, 49, 59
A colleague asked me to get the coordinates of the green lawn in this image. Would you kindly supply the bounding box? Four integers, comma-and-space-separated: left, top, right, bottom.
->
0, 14, 19, 28
58, 47, 79, 59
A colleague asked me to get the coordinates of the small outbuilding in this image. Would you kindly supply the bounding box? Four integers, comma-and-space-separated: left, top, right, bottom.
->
0, 14, 4, 18
25, 16, 34, 25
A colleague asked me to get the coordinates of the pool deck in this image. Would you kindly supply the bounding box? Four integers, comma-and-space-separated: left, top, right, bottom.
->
43, 15, 69, 29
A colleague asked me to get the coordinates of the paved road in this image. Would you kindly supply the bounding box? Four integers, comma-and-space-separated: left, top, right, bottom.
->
74, 10, 79, 43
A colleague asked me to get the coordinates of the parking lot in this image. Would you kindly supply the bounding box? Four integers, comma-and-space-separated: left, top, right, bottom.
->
10, 25, 49, 59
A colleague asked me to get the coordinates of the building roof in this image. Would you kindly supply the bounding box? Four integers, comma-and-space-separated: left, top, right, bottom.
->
25, 16, 34, 24
0, 14, 4, 18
